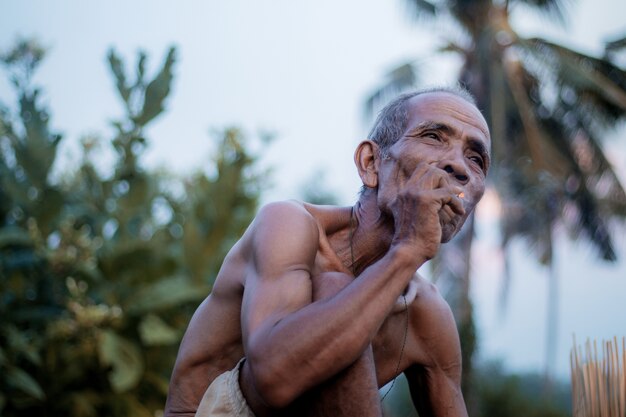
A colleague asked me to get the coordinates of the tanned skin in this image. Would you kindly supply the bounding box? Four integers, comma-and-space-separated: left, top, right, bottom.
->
164, 92, 491, 417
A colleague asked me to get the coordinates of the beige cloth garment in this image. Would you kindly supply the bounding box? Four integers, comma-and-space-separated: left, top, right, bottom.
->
195, 358, 256, 417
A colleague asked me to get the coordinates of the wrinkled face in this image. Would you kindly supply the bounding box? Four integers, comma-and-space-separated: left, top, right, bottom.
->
377, 92, 491, 242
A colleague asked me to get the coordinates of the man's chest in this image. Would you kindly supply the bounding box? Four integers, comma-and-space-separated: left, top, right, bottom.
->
371, 311, 416, 387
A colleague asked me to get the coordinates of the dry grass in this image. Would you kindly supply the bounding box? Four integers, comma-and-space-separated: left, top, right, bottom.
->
571, 336, 626, 417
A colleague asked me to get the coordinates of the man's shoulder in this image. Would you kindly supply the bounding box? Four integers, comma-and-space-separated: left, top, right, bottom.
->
252, 200, 318, 235
409, 274, 450, 315
247, 200, 321, 263
255, 199, 310, 219
409, 275, 457, 334
407, 275, 461, 369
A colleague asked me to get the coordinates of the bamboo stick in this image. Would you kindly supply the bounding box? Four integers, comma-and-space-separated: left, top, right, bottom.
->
571, 336, 626, 417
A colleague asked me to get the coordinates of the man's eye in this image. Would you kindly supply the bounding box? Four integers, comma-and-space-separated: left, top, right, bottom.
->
424, 132, 440, 141
469, 155, 484, 169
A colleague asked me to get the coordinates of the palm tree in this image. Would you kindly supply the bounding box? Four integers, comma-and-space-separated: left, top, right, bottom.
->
366, 0, 626, 401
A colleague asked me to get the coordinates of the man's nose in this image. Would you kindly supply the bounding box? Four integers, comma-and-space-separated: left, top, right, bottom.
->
441, 160, 469, 184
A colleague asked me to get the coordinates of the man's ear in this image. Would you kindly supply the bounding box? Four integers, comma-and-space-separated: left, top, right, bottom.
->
354, 140, 380, 189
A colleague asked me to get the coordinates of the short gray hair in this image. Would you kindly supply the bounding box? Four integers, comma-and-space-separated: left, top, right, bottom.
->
368, 85, 477, 157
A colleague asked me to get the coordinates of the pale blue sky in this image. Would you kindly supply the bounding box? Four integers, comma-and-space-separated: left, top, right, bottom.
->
2, 0, 625, 380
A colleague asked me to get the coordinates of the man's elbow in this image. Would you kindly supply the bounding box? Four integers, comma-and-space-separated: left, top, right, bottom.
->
255, 378, 296, 409
245, 353, 302, 409
163, 407, 196, 417
163, 393, 197, 417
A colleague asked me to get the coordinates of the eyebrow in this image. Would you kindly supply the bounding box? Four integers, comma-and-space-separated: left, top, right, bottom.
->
405, 121, 453, 138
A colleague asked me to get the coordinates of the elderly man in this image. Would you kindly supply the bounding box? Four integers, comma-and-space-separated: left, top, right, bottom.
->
165, 86, 491, 417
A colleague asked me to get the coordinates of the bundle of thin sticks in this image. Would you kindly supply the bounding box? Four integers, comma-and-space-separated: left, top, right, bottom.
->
571, 336, 626, 417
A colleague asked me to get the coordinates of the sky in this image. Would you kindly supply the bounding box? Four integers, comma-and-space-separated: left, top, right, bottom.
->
1, 0, 626, 381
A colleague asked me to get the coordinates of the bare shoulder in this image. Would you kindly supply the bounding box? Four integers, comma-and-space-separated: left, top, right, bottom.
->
408, 275, 462, 378
409, 274, 451, 318
252, 200, 317, 230
246, 200, 320, 275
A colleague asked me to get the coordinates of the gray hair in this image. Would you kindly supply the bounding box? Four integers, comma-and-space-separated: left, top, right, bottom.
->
368, 85, 477, 157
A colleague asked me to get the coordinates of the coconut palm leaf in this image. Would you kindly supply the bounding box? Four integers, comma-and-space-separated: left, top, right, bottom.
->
605, 34, 626, 65
509, 0, 571, 24
363, 62, 419, 120
404, 0, 439, 19
522, 38, 626, 124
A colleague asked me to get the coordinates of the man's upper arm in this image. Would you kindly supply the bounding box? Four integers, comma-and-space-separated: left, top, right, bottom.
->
240, 201, 319, 356
404, 284, 467, 417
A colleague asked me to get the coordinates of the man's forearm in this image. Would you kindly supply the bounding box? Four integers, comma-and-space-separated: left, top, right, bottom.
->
296, 345, 382, 417
245, 244, 424, 407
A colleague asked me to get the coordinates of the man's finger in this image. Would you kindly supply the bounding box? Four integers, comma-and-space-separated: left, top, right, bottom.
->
426, 188, 465, 216
444, 192, 465, 216
406, 163, 450, 191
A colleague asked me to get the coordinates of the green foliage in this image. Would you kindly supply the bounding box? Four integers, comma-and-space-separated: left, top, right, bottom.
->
472, 362, 571, 417
0, 40, 268, 416
382, 363, 571, 417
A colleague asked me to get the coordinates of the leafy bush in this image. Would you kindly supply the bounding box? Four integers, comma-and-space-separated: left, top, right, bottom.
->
382, 361, 571, 417
0, 39, 268, 416
472, 362, 571, 417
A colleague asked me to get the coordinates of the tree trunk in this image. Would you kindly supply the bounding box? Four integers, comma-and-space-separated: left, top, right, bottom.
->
544, 249, 559, 392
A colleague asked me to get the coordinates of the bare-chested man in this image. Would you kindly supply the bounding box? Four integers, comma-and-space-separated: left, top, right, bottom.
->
164, 87, 491, 417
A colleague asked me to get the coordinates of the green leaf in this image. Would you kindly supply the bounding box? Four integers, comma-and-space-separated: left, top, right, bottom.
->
108, 49, 131, 104
135, 50, 147, 88
138, 314, 180, 346
133, 47, 176, 127
5, 366, 45, 400
127, 275, 209, 314
0, 227, 32, 248
3, 325, 42, 366
98, 329, 144, 393
16, 89, 61, 187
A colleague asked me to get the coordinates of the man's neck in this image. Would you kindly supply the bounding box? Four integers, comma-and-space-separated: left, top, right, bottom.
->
351, 189, 394, 276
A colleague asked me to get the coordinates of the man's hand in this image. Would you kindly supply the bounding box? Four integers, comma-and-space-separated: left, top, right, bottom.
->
389, 162, 465, 260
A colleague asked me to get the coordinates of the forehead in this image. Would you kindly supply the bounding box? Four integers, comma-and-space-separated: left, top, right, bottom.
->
404, 92, 491, 146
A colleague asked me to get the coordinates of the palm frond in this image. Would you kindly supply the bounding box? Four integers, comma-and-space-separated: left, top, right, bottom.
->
522, 37, 626, 127
403, 0, 439, 19
438, 40, 468, 55
502, 55, 551, 171
499, 177, 558, 265
509, 0, 572, 26
363, 62, 418, 122
538, 114, 623, 261
605, 34, 626, 56
489, 47, 626, 263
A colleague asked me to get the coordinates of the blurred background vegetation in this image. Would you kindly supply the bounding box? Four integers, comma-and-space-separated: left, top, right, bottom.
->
0, 41, 268, 416
1, 0, 626, 416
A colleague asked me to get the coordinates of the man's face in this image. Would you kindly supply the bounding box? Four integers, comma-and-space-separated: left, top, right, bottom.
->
377, 92, 491, 242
